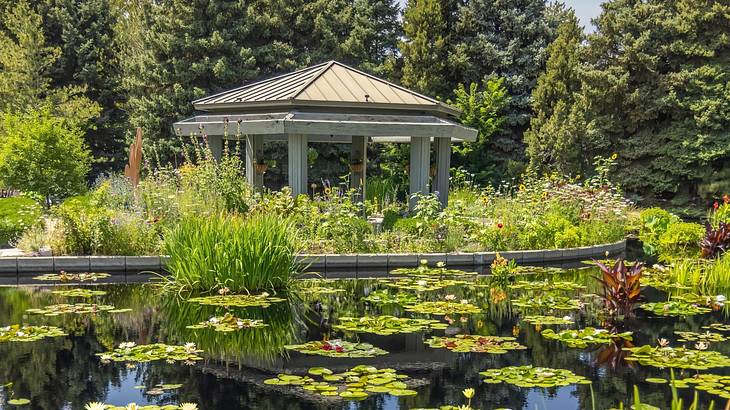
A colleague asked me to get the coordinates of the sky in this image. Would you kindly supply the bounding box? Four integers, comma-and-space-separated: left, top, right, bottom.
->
396, 0, 605, 33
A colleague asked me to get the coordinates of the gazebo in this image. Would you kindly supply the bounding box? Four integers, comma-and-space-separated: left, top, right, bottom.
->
173, 61, 477, 208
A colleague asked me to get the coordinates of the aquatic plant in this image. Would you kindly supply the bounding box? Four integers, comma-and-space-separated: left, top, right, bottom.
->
84, 403, 198, 410
0, 325, 66, 342
51, 288, 107, 298
134, 383, 183, 396
187, 293, 285, 308
362, 289, 418, 306
639, 301, 711, 316
383, 277, 468, 292
186, 313, 267, 332
294, 280, 345, 295
333, 315, 447, 335
700, 221, 730, 259
509, 280, 584, 292
405, 300, 482, 315
674, 331, 727, 343
512, 295, 581, 310
425, 335, 526, 353
165, 213, 301, 292
26, 303, 130, 316
681, 374, 730, 400
479, 365, 590, 387
541, 327, 633, 348
595, 259, 643, 319
521, 315, 574, 325
264, 365, 418, 399
412, 388, 476, 410
490, 252, 518, 280
703, 323, 730, 332
624, 344, 730, 369
33, 272, 111, 282
97, 342, 203, 364
284, 339, 388, 358
390, 260, 476, 277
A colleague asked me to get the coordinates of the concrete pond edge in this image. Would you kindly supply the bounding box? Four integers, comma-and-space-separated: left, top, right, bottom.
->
0, 240, 626, 274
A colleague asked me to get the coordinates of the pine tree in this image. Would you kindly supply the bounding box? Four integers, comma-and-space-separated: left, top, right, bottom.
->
582, 0, 730, 203
454, 0, 562, 177
524, 10, 586, 175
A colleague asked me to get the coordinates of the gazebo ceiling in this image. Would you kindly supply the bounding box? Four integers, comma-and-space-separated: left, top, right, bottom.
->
192, 60, 460, 118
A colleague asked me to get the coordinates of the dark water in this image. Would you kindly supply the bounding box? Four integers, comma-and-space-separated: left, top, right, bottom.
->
0, 266, 728, 410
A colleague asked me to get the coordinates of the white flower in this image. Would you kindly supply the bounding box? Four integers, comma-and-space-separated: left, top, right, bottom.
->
0, 326, 10, 332
179, 404, 198, 410
99, 354, 112, 363
166, 346, 175, 353
183, 342, 197, 354
695, 342, 709, 351
417, 280, 428, 287
125, 404, 138, 410
236, 320, 244, 328
717, 295, 726, 304
444, 294, 456, 301
460, 299, 469, 305
119, 342, 136, 350
260, 292, 270, 298
84, 402, 108, 410
562, 315, 572, 322
15, 331, 25, 337
209, 317, 219, 324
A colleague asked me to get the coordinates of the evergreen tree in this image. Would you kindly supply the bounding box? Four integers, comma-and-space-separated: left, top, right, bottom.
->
454, 0, 562, 178
582, 0, 730, 203
524, 10, 587, 175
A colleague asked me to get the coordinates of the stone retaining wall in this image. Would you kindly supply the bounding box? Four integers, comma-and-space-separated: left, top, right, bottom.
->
0, 240, 625, 274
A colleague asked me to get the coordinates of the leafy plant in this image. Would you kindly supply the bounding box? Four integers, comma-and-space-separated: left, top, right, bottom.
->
479, 365, 590, 387
333, 315, 447, 336
97, 342, 203, 364
638, 208, 679, 255
187, 293, 285, 308
425, 335, 526, 354
0, 197, 42, 245
639, 301, 712, 317
595, 259, 643, 319
624, 344, 730, 370
51, 288, 107, 298
165, 213, 300, 292
404, 300, 482, 315
284, 339, 388, 358
656, 222, 704, 262
541, 327, 633, 348
700, 222, 730, 259
26, 303, 130, 316
186, 313, 267, 332
0, 325, 66, 342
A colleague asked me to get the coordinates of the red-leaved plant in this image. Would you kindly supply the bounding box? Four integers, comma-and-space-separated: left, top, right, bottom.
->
595, 259, 644, 319
700, 222, 730, 259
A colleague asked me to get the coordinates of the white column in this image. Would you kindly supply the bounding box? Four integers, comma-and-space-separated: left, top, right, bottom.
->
245, 135, 264, 190
433, 137, 451, 208
287, 134, 308, 197
350, 136, 367, 202
409, 136, 430, 210
207, 135, 223, 161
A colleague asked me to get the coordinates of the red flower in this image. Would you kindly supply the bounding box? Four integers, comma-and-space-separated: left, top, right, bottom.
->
497, 223, 504, 229
714, 201, 720, 210
321, 343, 332, 351
335, 346, 344, 353
723, 194, 729, 205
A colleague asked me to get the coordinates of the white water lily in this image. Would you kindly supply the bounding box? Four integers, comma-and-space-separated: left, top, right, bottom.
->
236, 320, 244, 328
84, 402, 107, 410
0, 326, 10, 332
695, 342, 709, 351
562, 315, 572, 322
179, 404, 198, 410
208, 317, 219, 324
125, 403, 138, 410
260, 292, 270, 298
460, 299, 469, 304
119, 342, 136, 349
444, 294, 456, 301
417, 280, 428, 287
717, 295, 726, 305
166, 346, 175, 353
183, 342, 197, 354
15, 331, 25, 337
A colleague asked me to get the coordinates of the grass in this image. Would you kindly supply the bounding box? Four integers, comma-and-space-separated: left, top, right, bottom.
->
668, 253, 730, 294
0, 197, 41, 245
164, 213, 301, 292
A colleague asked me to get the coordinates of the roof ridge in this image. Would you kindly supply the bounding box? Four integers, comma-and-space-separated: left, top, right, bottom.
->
288, 60, 335, 100
192, 61, 331, 105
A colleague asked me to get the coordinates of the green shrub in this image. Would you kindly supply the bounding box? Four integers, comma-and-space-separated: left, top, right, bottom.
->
317, 216, 372, 253
51, 194, 160, 255
638, 207, 679, 255
381, 208, 402, 231
164, 213, 300, 292
0, 197, 42, 245
656, 222, 704, 262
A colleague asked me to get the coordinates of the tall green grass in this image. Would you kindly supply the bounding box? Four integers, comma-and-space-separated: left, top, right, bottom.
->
164, 213, 301, 292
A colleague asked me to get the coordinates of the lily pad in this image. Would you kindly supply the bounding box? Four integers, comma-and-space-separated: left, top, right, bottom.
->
187, 293, 285, 308
390, 261, 476, 277
703, 323, 730, 332
541, 327, 633, 348
512, 295, 581, 311
0, 325, 66, 342
404, 300, 481, 315
645, 378, 667, 384
479, 365, 589, 388
383, 277, 468, 292
186, 313, 267, 332
51, 288, 107, 298
97, 342, 203, 363
639, 301, 711, 316
285, 339, 388, 358
522, 315, 574, 326
624, 345, 730, 370
509, 280, 584, 292
7, 398, 30, 405
425, 335, 526, 354
363, 289, 418, 306
26, 303, 122, 316
334, 315, 447, 336
674, 331, 727, 343
33, 272, 111, 282
680, 374, 730, 400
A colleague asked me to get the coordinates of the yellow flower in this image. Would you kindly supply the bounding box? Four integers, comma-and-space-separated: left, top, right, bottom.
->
575, 174, 581, 180
611, 153, 618, 160
462, 388, 475, 399
519, 184, 526, 192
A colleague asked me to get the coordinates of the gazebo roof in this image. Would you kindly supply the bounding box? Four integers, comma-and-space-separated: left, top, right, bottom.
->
193, 61, 460, 117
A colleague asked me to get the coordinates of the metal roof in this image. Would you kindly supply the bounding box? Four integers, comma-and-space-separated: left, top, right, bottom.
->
193, 61, 460, 117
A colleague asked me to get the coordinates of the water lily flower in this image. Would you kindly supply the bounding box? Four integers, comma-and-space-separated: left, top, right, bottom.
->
179, 404, 198, 410
15, 331, 25, 337
125, 404, 138, 410
462, 387, 475, 399
125, 363, 137, 369
460, 299, 469, 304
184, 360, 195, 366
417, 280, 428, 287
260, 292, 270, 298
183, 342, 197, 354
218, 287, 230, 295
436, 261, 446, 268
695, 342, 709, 351
657, 338, 670, 348
166, 346, 175, 353
99, 354, 112, 363
209, 317, 219, 324
445, 294, 456, 301
236, 320, 244, 328
562, 315, 572, 322
119, 342, 136, 350
717, 295, 726, 305
84, 402, 107, 410
0, 326, 10, 332
166, 359, 175, 364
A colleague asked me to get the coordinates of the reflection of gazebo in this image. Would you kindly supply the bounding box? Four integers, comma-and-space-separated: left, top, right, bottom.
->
173, 61, 477, 207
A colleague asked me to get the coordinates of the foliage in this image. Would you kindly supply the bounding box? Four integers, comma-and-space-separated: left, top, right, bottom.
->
284, 339, 388, 358
404, 300, 481, 315
186, 293, 285, 308
674, 331, 726, 343
595, 259, 643, 319
26, 303, 129, 316
638, 208, 680, 256
425, 335, 526, 354
32, 272, 110, 282
701, 222, 730, 259
511, 295, 581, 311
97, 342, 203, 363
0, 325, 66, 342
490, 253, 518, 280
165, 213, 300, 292
521, 315, 574, 326
390, 260, 476, 277
0, 197, 41, 245
509, 280, 583, 292
264, 365, 417, 399
681, 374, 730, 400
51, 288, 107, 298
186, 313, 267, 332
656, 222, 704, 262
541, 327, 632, 348
363, 290, 418, 306
639, 301, 712, 317
0, 111, 91, 201
479, 365, 590, 388
624, 345, 730, 370
333, 315, 447, 336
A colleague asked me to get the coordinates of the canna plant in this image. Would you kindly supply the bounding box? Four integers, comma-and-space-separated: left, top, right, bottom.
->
701, 222, 730, 259
595, 259, 644, 319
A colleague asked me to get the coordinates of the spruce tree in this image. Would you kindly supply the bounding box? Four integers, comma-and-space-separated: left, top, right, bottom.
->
524, 10, 586, 175
582, 0, 730, 203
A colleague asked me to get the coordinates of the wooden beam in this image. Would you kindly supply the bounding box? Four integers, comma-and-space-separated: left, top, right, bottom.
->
409, 136, 430, 210
287, 134, 308, 197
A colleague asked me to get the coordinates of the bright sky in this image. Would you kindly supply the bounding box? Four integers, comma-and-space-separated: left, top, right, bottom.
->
395, 0, 604, 33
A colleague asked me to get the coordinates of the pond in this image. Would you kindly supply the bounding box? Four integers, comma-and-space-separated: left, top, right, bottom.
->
0, 263, 729, 409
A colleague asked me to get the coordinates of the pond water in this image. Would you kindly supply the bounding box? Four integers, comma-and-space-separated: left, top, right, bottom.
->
0, 263, 728, 409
